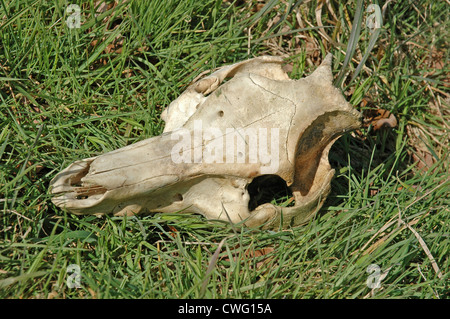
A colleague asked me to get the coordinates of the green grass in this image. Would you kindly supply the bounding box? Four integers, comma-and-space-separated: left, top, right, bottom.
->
0, 0, 449, 299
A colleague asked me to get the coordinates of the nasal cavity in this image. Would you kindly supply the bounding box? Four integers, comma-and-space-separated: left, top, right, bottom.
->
247, 174, 293, 211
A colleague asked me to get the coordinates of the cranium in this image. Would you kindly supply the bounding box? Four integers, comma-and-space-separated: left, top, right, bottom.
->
50, 54, 361, 229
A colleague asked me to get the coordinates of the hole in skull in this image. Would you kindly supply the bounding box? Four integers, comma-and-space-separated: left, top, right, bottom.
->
173, 193, 183, 202
247, 175, 293, 211
74, 185, 107, 200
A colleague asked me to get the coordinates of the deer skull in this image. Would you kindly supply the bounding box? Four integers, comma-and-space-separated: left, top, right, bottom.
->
50, 54, 361, 229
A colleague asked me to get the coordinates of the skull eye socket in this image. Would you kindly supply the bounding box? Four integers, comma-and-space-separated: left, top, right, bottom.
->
247, 175, 293, 211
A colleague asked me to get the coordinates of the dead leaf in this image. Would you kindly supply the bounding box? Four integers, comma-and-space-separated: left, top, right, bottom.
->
88, 1, 131, 66
406, 125, 437, 171
221, 244, 275, 269
361, 98, 397, 131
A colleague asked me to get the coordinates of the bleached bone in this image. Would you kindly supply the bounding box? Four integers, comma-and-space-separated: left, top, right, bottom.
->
50, 54, 361, 229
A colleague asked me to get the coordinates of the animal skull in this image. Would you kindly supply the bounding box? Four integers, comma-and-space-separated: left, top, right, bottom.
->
50, 54, 361, 229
